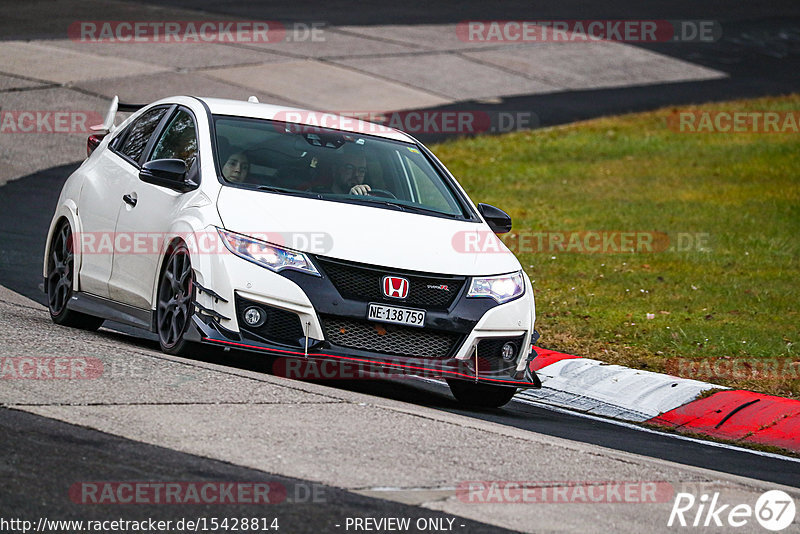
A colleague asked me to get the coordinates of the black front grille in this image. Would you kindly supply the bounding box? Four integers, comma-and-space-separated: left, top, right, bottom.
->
477, 335, 526, 362
321, 315, 461, 359
235, 295, 305, 346
316, 257, 464, 309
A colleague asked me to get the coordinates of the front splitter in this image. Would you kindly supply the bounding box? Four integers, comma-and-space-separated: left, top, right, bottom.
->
188, 316, 541, 388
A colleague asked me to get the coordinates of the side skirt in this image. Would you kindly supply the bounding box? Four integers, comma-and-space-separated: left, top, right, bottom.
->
67, 291, 153, 331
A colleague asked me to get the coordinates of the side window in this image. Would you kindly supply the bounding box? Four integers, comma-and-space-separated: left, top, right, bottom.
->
118, 107, 168, 163
149, 109, 198, 170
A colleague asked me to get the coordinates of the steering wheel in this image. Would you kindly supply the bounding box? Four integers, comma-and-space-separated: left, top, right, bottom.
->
368, 188, 397, 199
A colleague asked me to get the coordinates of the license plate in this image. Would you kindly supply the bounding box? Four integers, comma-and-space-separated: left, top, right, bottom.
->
367, 303, 425, 328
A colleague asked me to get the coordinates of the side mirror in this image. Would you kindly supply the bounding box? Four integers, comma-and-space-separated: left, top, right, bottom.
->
139, 159, 197, 192
478, 203, 512, 234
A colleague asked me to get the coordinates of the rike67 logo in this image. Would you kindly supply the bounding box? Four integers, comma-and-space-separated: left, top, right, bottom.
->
668, 490, 796, 531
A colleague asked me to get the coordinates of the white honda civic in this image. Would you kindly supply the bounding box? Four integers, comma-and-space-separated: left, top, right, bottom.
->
44, 95, 540, 407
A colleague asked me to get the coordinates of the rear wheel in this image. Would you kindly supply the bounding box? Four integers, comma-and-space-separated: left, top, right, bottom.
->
156, 242, 194, 355
46, 221, 104, 330
447, 379, 518, 408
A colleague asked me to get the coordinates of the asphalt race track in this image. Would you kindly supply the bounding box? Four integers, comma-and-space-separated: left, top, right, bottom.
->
1, 163, 800, 490
3, 2, 798, 144
0, 408, 514, 533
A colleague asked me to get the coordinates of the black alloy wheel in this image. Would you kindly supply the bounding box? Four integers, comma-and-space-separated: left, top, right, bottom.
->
156, 242, 195, 355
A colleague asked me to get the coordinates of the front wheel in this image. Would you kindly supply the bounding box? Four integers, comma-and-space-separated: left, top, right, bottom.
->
46, 221, 104, 330
446, 379, 518, 408
156, 242, 195, 355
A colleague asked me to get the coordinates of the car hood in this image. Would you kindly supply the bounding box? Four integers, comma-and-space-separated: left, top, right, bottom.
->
216, 187, 521, 276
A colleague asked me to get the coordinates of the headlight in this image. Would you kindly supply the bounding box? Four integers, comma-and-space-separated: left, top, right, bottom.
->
217, 228, 320, 276
467, 271, 525, 303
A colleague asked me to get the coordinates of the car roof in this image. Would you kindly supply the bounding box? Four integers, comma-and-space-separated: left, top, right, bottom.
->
196, 97, 416, 144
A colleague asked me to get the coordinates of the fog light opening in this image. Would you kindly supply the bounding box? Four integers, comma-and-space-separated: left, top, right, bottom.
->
243, 306, 266, 327
501, 342, 517, 361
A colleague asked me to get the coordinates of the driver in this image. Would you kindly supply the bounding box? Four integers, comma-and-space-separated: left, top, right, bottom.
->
331, 149, 370, 195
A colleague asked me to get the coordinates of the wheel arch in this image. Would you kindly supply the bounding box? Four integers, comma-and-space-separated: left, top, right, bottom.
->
152, 234, 189, 298
43, 201, 82, 290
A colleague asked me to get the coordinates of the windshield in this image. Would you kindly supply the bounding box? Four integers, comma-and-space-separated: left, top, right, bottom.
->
213, 116, 469, 218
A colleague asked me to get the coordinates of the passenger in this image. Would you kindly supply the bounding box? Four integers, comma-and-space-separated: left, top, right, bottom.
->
222, 149, 250, 183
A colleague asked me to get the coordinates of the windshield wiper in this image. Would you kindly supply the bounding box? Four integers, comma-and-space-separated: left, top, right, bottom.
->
256, 185, 293, 193
380, 201, 460, 218
256, 185, 321, 199
343, 196, 407, 211
345, 196, 461, 218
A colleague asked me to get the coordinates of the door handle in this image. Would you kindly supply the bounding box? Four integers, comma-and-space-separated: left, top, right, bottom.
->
123, 193, 137, 207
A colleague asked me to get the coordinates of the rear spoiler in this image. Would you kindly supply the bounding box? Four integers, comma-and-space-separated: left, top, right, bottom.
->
89, 96, 145, 133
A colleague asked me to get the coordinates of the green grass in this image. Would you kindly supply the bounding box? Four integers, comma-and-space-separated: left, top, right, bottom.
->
432, 95, 800, 397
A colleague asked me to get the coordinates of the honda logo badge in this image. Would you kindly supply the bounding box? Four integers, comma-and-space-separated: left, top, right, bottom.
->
382, 276, 409, 299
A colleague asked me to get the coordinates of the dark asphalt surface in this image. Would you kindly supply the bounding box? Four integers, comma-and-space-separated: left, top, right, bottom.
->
410, 11, 800, 142
81, 328, 800, 490
0, 408, 513, 533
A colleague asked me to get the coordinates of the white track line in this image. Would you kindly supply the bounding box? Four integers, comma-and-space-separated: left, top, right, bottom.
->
510, 396, 800, 463
414, 377, 798, 462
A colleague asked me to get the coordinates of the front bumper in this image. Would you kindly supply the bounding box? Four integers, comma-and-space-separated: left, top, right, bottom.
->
187, 313, 541, 388
190, 247, 541, 388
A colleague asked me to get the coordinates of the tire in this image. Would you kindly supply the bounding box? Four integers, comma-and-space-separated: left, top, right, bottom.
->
156, 242, 195, 355
446, 379, 518, 408
46, 221, 104, 330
